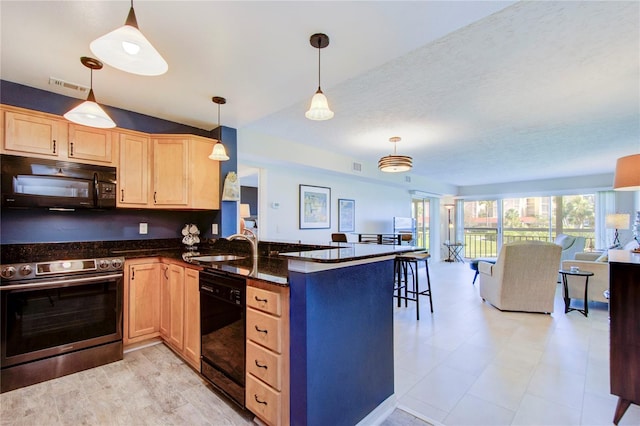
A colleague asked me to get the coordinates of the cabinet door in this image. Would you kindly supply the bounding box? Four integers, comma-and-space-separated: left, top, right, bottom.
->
128, 262, 160, 339
68, 124, 114, 164
160, 265, 171, 339
183, 268, 201, 370
160, 263, 185, 350
4, 110, 65, 156
188, 136, 220, 209
118, 132, 150, 207
152, 138, 188, 206
168, 264, 185, 350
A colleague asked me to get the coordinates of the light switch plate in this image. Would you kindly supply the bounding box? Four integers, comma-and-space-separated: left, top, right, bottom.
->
211, 224, 218, 235
139, 223, 148, 234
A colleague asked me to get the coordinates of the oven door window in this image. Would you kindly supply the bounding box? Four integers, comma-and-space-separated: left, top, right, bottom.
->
2, 279, 121, 365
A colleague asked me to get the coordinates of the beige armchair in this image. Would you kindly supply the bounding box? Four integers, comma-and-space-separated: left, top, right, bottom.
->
479, 241, 562, 313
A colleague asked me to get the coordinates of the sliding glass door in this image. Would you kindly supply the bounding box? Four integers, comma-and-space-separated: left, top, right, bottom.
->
463, 194, 595, 258
411, 198, 430, 250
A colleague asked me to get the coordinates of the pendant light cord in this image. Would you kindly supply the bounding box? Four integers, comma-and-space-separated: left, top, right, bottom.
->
317, 44, 321, 90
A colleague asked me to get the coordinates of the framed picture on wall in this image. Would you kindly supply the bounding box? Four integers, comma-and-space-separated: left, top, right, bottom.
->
299, 184, 331, 229
338, 199, 355, 232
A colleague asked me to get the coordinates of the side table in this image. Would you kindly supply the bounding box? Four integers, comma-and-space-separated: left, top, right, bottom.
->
443, 242, 464, 263
559, 269, 594, 317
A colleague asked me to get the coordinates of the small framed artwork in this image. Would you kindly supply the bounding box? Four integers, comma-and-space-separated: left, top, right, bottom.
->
338, 198, 355, 232
299, 184, 331, 229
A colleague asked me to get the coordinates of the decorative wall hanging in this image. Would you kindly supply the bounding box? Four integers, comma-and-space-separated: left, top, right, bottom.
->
338, 199, 355, 232
221, 171, 240, 201
299, 184, 331, 229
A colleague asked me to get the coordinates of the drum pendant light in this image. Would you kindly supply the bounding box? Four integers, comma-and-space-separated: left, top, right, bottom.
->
209, 96, 230, 161
305, 33, 334, 121
378, 137, 413, 173
90, 0, 168, 76
63, 57, 116, 129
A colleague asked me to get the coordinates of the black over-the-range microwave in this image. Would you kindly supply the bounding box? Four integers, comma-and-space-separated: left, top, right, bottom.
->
1, 154, 117, 209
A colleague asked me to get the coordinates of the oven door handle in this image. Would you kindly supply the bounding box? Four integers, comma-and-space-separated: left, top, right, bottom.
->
0, 273, 123, 291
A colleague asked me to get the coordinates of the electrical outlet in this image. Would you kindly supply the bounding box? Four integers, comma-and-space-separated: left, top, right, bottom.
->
211, 224, 218, 235
139, 223, 148, 234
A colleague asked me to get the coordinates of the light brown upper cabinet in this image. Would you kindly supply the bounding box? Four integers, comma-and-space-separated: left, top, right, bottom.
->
67, 124, 115, 164
2, 105, 116, 165
2, 106, 67, 158
118, 130, 151, 207
150, 134, 220, 210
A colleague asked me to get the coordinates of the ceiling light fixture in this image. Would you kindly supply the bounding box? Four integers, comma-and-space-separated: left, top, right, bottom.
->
63, 57, 116, 129
613, 153, 640, 191
378, 137, 412, 173
90, 0, 168, 76
209, 96, 230, 161
305, 33, 334, 121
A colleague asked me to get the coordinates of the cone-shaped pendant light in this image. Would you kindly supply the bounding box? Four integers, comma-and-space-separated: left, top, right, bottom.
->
209, 96, 230, 161
378, 137, 412, 173
63, 57, 116, 129
90, 0, 167, 76
305, 33, 334, 121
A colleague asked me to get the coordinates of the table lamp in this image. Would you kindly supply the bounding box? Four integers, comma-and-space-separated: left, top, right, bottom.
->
606, 213, 630, 247
239, 203, 251, 233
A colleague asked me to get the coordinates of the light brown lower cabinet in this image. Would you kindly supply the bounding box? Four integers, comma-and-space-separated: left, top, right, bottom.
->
245, 280, 290, 426
124, 259, 161, 344
125, 257, 200, 371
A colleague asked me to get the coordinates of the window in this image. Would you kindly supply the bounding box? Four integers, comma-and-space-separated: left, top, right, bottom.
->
463, 194, 595, 258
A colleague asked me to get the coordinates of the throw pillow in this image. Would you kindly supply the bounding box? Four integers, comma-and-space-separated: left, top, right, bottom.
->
555, 235, 573, 250
595, 252, 609, 262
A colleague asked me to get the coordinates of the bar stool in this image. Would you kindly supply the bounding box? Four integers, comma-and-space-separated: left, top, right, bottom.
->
394, 252, 433, 320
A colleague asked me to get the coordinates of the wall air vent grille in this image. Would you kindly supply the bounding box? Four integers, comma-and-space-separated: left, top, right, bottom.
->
48, 77, 89, 93
352, 162, 362, 173
405, 176, 411, 183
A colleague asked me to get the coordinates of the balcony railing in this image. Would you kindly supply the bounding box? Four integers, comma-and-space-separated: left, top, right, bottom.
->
463, 227, 595, 258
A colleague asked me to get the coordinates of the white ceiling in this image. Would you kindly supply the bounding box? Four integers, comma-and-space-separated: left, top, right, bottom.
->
1, 1, 638, 188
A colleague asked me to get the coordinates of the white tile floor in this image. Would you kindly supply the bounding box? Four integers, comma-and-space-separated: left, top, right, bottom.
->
393, 260, 640, 426
2, 260, 639, 426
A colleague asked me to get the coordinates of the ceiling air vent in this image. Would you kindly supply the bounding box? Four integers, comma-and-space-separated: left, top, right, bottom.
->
352, 162, 362, 173
405, 175, 411, 183
48, 77, 89, 93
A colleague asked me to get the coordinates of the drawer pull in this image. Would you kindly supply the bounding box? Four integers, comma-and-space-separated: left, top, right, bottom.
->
254, 296, 268, 303
254, 325, 268, 334
254, 394, 268, 406
255, 360, 268, 369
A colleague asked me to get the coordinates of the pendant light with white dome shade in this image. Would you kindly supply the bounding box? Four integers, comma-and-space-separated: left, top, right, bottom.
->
90, 0, 168, 76
209, 96, 230, 161
63, 57, 116, 129
305, 33, 334, 121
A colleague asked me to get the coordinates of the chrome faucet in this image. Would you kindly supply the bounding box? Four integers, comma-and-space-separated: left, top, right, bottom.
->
228, 230, 258, 259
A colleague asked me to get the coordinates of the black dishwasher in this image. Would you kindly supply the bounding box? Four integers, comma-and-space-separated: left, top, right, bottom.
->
200, 270, 246, 408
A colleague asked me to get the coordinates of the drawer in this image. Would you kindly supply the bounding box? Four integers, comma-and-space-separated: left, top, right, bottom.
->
247, 340, 282, 390
246, 308, 282, 353
246, 374, 281, 426
247, 286, 281, 316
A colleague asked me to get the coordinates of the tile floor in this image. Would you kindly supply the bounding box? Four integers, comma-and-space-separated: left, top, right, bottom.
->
1, 260, 639, 425
394, 260, 640, 425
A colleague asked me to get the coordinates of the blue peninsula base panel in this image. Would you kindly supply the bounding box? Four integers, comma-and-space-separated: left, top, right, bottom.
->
289, 259, 394, 426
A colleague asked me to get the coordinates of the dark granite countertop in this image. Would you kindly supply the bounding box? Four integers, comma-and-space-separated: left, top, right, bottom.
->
278, 242, 419, 262
1, 238, 423, 286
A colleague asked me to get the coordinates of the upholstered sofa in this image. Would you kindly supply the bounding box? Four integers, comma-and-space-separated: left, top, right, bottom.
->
555, 234, 586, 264
561, 252, 609, 304
562, 240, 639, 305
479, 241, 562, 313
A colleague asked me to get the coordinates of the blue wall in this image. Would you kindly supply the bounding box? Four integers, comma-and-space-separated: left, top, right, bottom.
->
0, 80, 238, 244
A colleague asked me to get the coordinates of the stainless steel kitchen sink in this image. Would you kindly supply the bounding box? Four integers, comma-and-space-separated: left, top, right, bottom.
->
191, 255, 245, 262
